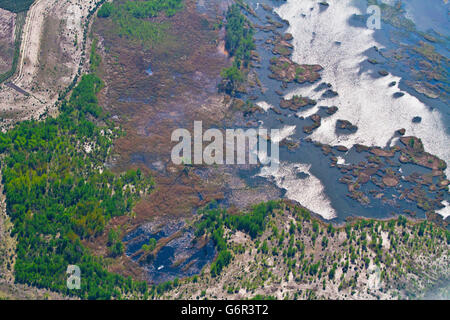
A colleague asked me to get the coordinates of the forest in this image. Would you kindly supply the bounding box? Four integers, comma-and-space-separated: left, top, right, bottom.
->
0, 43, 154, 299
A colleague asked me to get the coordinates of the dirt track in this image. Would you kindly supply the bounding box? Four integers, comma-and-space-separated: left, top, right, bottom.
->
14, 0, 49, 87
0, 0, 101, 130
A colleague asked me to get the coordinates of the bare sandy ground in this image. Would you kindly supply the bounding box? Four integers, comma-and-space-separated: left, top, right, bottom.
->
0, 0, 101, 129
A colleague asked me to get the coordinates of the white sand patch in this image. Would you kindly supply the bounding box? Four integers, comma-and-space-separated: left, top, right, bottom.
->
380, 231, 390, 250
367, 264, 382, 290
254, 125, 296, 164
256, 101, 274, 112
258, 162, 337, 219
66, 3, 82, 31
84, 142, 93, 153
336, 156, 348, 165
270, 125, 296, 143
436, 201, 450, 220
296, 105, 319, 119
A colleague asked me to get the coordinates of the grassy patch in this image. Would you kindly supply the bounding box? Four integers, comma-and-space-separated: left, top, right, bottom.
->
0, 0, 34, 13
97, 0, 183, 48
219, 4, 255, 95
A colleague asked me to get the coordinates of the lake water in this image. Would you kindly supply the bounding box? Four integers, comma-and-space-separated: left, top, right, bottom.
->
239, 0, 449, 222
